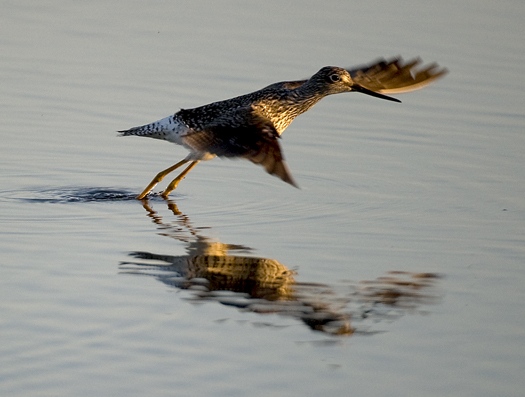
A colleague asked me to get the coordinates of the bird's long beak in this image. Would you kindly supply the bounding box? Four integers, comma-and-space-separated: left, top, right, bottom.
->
352, 84, 401, 103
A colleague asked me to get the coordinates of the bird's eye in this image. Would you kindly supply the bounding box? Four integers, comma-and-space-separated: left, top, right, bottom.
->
329, 74, 341, 83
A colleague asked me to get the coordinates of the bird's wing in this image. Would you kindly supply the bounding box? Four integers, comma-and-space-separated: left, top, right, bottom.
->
346, 57, 448, 94
182, 110, 298, 187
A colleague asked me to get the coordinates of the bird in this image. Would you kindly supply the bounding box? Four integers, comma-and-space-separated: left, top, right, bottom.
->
119, 57, 447, 199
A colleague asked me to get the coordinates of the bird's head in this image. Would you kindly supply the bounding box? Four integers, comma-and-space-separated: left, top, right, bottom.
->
310, 66, 400, 102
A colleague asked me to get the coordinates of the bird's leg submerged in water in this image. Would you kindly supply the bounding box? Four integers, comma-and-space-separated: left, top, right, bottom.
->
137, 159, 191, 199
161, 160, 200, 198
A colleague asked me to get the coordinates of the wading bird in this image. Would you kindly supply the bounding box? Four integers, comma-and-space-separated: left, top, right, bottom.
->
119, 57, 447, 199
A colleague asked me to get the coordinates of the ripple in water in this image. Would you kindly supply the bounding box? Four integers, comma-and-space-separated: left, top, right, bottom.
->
4, 187, 151, 203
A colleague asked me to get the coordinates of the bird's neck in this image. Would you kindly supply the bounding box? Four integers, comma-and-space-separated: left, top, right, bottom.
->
259, 85, 328, 134
291, 84, 329, 114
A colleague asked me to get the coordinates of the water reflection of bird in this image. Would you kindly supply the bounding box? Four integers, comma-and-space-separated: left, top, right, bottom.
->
119, 57, 447, 198
128, 200, 300, 305
119, 199, 441, 336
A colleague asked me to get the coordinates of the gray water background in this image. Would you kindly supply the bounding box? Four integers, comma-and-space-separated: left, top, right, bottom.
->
1, 1, 524, 396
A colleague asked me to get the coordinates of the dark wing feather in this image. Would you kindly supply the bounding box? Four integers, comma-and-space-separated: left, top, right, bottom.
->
182, 110, 298, 187
346, 57, 448, 94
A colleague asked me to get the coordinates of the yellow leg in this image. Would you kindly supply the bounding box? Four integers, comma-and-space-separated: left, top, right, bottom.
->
137, 159, 189, 200
161, 161, 199, 198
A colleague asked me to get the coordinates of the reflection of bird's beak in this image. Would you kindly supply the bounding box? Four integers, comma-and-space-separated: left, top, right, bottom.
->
352, 84, 401, 103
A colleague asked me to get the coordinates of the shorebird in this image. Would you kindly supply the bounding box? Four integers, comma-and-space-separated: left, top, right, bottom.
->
119, 57, 447, 199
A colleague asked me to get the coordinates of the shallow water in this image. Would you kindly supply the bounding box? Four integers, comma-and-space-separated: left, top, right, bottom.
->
1, 1, 525, 396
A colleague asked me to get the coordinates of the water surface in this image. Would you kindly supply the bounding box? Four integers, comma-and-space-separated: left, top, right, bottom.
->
1, 1, 524, 396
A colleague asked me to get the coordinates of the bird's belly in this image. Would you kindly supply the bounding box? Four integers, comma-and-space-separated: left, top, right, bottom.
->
184, 151, 216, 161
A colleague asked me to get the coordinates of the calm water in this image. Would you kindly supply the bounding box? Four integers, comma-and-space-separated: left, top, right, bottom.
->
1, 1, 524, 396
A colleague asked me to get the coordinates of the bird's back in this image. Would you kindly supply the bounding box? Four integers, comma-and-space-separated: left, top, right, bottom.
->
176, 82, 304, 134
